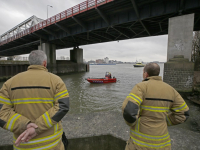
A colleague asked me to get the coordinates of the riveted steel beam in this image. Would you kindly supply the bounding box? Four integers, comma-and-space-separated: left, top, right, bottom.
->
20, 37, 30, 42
72, 17, 87, 30
139, 21, 151, 36
112, 27, 130, 39
153, 29, 168, 36
179, 0, 185, 15
132, 30, 145, 38
91, 32, 113, 41
42, 29, 57, 37
32, 33, 48, 41
128, 28, 137, 35
76, 35, 96, 43
115, 34, 122, 40
195, 15, 200, 26
159, 22, 163, 32
0, 40, 40, 54
55, 23, 77, 42
55, 23, 71, 35
11, 40, 21, 44
130, 0, 151, 36
95, 8, 110, 26
130, 0, 140, 18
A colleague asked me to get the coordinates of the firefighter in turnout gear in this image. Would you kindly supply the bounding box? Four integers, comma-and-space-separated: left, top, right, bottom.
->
122, 63, 189, 150
0, 50, 69, 150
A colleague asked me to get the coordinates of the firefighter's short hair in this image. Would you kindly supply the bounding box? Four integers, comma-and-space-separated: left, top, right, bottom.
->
144, 63, 160, 76
29, 50, 47, 65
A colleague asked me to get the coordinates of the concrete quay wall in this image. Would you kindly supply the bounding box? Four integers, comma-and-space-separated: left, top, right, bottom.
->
0, 60, 88, 81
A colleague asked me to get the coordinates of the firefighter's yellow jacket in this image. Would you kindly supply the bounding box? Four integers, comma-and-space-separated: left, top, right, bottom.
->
122, 76, 189, 150
0, 65, 69, 150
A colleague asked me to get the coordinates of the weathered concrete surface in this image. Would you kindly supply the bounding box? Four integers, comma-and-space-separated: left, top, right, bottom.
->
38, 43, 57, 74
57, 61, 87, 74
164, 55, 194, 92
0, 111, 200, 150
70, 47, 83, 63
167, 14, 194, 61
0, 61, 29, 64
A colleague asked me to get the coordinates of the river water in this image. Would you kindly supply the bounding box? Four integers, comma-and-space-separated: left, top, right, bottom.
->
0, 63, 200, 133
62, 63, 158, 114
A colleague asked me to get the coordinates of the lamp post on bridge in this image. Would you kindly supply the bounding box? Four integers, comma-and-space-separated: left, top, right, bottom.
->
47, 5, 53, 19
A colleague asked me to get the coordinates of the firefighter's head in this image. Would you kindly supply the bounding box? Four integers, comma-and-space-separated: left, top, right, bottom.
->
29, 50, 47, 67
143, 63, 160, 79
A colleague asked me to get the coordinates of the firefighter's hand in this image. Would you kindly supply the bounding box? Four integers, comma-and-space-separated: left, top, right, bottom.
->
15, 127, 37, 147
27, 123, 38, 129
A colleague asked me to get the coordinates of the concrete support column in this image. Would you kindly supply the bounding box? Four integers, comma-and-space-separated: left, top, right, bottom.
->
167, 14, 194, 61
164, 14, 194, 92
38, 43, 57, 74
70, 47, 83, 63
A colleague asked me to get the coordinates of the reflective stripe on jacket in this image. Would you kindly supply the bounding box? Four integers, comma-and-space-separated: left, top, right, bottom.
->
122, 76, 189, 150
0, 65, 69, 150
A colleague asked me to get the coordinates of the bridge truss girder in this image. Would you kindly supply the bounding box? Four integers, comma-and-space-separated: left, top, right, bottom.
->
0, 16, 43, 42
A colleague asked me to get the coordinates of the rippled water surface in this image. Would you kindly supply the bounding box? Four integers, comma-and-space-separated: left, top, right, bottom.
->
58, 63, 164, 114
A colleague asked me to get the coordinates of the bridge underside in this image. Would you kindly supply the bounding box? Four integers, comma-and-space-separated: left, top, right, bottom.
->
1, 0, 200, 56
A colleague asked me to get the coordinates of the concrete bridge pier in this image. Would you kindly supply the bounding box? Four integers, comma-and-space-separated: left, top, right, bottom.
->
163, 14, 194, 92
38, 43, 57, 74
70, 47, 83, 63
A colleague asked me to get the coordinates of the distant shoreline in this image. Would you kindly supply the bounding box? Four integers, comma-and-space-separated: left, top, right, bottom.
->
89, 62, 165, 65
89, 63, 116, 65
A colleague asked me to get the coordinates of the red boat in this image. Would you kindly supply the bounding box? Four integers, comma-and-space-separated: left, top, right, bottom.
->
87, 72, 116, 83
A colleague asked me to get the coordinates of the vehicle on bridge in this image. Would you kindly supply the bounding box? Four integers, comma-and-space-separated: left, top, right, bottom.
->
86, 72, 116, 83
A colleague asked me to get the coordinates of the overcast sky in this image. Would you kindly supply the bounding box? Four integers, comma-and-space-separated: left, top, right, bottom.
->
0, 0, 168, 62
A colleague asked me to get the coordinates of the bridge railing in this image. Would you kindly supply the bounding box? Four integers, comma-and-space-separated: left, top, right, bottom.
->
0, 0, 113, 47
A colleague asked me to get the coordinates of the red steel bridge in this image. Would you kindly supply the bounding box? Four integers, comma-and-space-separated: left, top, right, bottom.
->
0, 0, 200, 56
